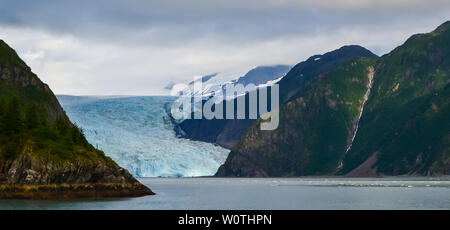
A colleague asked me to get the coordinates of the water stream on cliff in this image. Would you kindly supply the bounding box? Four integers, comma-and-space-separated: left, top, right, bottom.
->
345, 67, 375, 153
337, 68, 375, 170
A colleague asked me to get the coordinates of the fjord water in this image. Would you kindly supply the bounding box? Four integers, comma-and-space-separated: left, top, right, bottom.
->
42, 95, 450, 210
1, 178, 450, 210
57, 96, 230, 177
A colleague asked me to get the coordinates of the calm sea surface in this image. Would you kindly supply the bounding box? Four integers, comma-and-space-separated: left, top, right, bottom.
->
1, 177, 450, 210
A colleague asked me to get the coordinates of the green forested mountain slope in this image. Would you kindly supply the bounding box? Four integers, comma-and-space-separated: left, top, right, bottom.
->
341, 21, 450, 176
217, 21, 450, 177
216, 58, 378, 176
0, 40, 153, 198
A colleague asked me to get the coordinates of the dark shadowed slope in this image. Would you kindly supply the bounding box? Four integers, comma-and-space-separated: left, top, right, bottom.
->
235, 65, 291, 86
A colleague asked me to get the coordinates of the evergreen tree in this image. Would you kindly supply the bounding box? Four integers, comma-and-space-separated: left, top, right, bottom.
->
24, 102, 39, 130
0, 99, 5, 131
71, 123, 88, 146
3, 97, 22, 135
56, 117, 69, 136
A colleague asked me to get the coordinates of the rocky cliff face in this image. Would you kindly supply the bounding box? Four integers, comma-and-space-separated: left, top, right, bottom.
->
216, 21, 450, 177
0, 144, 137, 185
0, 40, 153, 198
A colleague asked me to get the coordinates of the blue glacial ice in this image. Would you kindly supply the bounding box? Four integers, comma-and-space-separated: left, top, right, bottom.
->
57, 95, 230, 177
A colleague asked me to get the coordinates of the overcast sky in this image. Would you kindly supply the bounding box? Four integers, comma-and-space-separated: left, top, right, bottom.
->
0, 0, 449, 95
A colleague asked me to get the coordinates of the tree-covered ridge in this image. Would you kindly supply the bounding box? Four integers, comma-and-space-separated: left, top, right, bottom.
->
341, 21, 450, 175
0, 40, 153, 198
216, 21, 450, 177
216, 57, 377, 176
0, 40, 102, 161
0, 96, 102, 160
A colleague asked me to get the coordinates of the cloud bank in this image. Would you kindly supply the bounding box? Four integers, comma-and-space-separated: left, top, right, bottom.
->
0, 0, 449, 95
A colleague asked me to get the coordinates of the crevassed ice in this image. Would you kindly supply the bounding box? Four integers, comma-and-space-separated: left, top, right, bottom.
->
58, 96, 230, 178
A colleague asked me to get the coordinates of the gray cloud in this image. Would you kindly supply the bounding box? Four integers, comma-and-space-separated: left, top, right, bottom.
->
3, 0, 449, 45
0, 0, 449, 95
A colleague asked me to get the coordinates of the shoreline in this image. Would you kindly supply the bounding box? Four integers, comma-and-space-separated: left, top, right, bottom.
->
0, 183, 154, 200
144, 175, 450, 179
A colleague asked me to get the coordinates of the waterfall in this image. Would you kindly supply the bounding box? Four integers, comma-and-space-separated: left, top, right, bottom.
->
346, 67, 375, 153
337, 67, 374, 170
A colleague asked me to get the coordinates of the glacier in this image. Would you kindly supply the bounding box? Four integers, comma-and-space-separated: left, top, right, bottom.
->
57, 95, 230, 177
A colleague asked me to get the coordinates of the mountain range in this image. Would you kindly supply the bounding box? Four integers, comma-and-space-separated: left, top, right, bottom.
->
1, 20, 449, 191
176, 64, 293, 148
177, 46, 378, 148
215, 21, 450, 177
